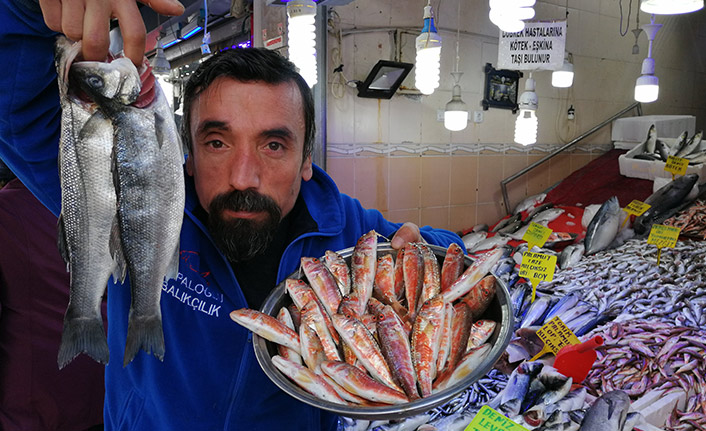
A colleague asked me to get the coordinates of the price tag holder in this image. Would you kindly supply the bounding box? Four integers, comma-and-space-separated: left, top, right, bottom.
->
519, 251, 557, 302
647, 224, 681, 265
464, 405, 529, 431
522, 222, 553, 250
665, 156, 689, 179
530, 316, 580, 361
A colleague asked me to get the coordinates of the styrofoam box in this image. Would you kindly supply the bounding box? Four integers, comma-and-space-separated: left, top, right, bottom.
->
612, 115, 696, 143
618, 137, 706, 180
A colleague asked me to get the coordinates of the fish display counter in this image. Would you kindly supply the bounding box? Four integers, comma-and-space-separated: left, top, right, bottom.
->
335, 164, 706, 430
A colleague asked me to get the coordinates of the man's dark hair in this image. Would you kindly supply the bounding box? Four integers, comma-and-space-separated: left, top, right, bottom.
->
180, 48, 315, 159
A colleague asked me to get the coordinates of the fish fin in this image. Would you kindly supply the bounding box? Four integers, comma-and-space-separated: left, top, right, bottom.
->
57, 316, 110, 369
154, 111, 166, 150
56, 214, 70, 268
110, 143, 122, 198
165, 242, 180, 282
109, 216, 127, 284
123, 313, 166, 367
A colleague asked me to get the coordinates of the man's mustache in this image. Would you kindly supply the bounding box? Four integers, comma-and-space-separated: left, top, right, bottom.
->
209, 189, 281, 218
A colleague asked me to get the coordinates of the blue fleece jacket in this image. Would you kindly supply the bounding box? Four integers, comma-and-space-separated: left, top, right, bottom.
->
0, 0, 465, 429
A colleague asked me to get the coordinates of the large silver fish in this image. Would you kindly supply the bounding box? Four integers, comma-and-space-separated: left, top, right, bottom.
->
676, 131, 702, 158
55, 37, 122, 369
633, 173, 699, 234
71, 52, 185, 365
643, 124, 657, 154
578, 390, 630, 431
583, 196, 621, 255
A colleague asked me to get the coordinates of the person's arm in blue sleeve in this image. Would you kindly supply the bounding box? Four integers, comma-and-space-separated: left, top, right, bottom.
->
0, 0, 183, 216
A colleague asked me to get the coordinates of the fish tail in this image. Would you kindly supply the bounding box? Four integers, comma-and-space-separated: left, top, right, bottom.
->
57, 317, 110, 369
123, 314, 166, 366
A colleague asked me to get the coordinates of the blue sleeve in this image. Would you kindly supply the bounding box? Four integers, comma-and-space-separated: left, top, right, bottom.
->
0, 0, 62, 216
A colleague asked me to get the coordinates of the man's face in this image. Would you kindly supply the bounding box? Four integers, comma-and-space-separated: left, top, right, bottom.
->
186, 77, 313, 261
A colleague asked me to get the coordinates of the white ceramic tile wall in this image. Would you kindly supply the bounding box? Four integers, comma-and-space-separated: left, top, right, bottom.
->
324, 0, 706, 229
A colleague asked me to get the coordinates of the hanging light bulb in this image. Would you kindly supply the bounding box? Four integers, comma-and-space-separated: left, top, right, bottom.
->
287, 0, 317, 88
641, 0, 703, 14
152, 38, 171, 76
634, 58, 659, 103
514, 76, 538, 146
415, 2, 442, 95
489, 0, 536, 33
445, 72, 468, 131
551, 52, 574, 88
634, 19, 662, 103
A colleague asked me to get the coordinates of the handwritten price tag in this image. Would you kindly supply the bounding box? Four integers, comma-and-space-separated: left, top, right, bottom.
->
465, 405, 529, 431
519, 251, 557, 302
648, 224, 681, 265
522, 222, 553, 250
647, 224, 681, 249
624, 200, 651, 217
665, 156, 689, 177
530, 316, 580, 361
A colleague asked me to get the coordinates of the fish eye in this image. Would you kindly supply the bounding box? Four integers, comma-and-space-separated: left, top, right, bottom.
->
87, 75, 103, 89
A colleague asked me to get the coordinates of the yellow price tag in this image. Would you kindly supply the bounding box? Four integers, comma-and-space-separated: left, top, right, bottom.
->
647, 224, 681, 265
647, 224, 681, 249
624, 200, 651, 217
530, 316, 580, 361
522, 222, 553, 250
665, 156, 689, 177
519, 251, 557, 302
464, 405, 530, 431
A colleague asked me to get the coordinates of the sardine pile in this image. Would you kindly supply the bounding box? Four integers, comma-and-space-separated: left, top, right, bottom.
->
664, 199, 706, 240
538, 238, 706, 328
584, 320, 706, 430
230, 231, 505, 408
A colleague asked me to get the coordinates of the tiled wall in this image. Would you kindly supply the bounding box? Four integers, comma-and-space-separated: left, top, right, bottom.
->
323, 0, 706, 233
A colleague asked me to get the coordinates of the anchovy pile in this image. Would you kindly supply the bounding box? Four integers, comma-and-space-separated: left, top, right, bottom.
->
538, 238, 706, 328
584, 320, 706, 430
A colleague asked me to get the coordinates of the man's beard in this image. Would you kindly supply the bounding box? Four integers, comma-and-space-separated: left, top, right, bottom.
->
206, 189, 282, 262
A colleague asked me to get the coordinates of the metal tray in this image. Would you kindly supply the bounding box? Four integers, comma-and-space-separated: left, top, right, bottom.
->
253, 242, 514, 420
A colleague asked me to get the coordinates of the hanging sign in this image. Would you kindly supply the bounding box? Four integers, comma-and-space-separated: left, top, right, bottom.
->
497, 20, 567, 71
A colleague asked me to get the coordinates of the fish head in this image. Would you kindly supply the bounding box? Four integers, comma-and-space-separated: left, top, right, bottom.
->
69, 57, 141, 106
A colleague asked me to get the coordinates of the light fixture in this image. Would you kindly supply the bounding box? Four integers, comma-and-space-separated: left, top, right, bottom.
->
631, 28, 643, 54
489, 0, 536, 33
634, 18, 662, 103
415, 1, 442, 95
200, 0, 211, 55
514, 75, 538, 146
356, 60, 413, 99
287, 0, 318, 88
641, 0, 703, 14
445, 72, 468, 131
444, 1, 467, 132
152, 39, 171, 76
551, 52, 574, 88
